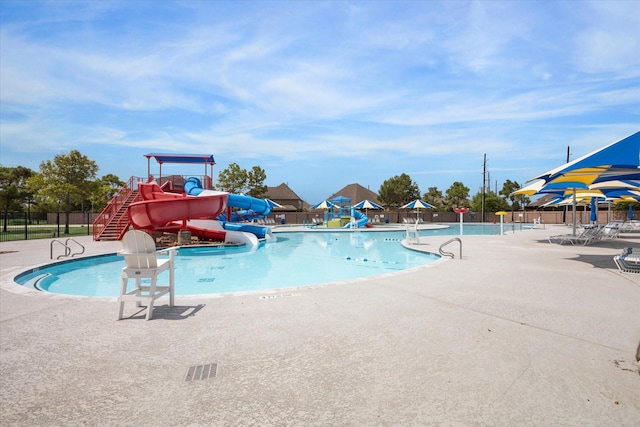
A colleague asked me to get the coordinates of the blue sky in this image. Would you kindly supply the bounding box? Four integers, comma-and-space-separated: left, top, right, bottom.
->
1, 1, 639, 204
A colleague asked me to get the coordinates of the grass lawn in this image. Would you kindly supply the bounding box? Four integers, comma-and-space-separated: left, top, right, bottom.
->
0, 224, 93, 242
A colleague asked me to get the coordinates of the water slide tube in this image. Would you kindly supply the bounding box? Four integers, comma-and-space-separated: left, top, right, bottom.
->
184, 177, 274, 241
129, 182, 228, 241
343, 209, 370, 228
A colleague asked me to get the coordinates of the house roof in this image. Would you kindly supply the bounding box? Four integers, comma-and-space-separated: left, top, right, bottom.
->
326, 183, 381, 205
266, 183, 305, 201
527, 194, 560, 208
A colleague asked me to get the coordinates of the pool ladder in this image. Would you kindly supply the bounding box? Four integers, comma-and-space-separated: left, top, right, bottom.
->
439, 237, 462, 259
50, 238, 85, 260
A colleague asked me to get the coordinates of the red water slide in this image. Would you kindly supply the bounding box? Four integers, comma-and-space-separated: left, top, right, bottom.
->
128, 182, 229, 240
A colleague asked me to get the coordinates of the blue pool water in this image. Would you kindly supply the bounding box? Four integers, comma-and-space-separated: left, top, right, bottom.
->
15, 230, 439, 297
14, 224, 520, 297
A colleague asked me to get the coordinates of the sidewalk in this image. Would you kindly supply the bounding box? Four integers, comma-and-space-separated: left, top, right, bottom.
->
1, 226, 639, 426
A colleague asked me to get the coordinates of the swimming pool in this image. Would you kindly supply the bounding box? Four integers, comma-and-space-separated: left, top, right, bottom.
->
15, 230, 440, 297
14, 223, 523, 297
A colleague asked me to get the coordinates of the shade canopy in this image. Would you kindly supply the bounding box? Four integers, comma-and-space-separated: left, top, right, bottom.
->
144, 153, 216, 165
401, 199, 436, 210
514, 132, 639, 235
353, 200, 383, 210
533, 131, 640, 186
312, 200, 338, 210
265, 199, 283, 209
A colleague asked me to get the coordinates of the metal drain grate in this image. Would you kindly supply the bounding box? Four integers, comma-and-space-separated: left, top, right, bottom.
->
185, 363, 217, 381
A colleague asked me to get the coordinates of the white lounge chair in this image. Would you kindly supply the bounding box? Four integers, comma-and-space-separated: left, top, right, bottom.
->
601, 223, 621, 240
548, 226, 602, 245
118, 230, 176, 320
614, 248, 640, 274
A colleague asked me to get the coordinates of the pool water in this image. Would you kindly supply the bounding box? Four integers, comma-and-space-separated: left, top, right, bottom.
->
15, 224, 524, 297
15, 230, 440, 297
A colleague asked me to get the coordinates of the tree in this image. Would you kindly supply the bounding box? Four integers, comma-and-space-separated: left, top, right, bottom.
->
378, 173, 420, 207
215, 163, 268, 197
215, 163, 247, 193
246, 166, 267, 198
28, 150, 98, 234
423, 186, 445, 211
499, 179, 530, 211
471, 191, 509, 213
445, 181, 470, 210
90, 174, 125, 212
0, 166, 34, 231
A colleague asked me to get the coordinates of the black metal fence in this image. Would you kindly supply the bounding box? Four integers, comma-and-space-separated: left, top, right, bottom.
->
0, 211, 93, 242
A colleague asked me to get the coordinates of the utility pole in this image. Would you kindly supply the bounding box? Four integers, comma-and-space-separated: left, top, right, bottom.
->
482, 153, 486, 223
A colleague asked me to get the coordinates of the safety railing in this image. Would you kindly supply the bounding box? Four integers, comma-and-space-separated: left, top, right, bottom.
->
92, 176, 143, 240
50, 238, 85, 260
439, 237, 462, 259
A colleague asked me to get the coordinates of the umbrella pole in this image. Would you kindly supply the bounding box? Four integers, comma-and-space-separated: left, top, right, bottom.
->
572, 188, 577, 236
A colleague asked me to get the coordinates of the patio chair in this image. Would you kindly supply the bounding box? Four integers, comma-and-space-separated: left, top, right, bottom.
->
601, 223, 621, 240
118, 230, 176, 320
548, 228, 588, 245
614, 248, 640, 274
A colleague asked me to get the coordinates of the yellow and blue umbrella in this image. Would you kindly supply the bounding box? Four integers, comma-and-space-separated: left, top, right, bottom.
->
533, 131, 640, 186
515, 132, 640, 235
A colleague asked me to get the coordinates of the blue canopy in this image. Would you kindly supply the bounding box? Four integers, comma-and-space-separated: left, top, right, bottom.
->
401, 199, 436, 210
353, 200, 383, 210
145, 153, 216, 165
312, 200, 338, 210
534, 131, 640, 184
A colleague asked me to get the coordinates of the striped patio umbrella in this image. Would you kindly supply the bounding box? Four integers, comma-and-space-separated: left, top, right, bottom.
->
514, 132, 640, 235
401, 199, 436, 221
311, 200, 338, 210
353, 199, 383, 218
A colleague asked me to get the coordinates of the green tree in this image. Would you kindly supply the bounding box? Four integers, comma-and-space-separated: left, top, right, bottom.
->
378, 173, 420, 207
471, 191, 509, 213
423, 186, 444, 211
215, 163, 247, 193
0, 165, 34, 231
28, 150, 98, 234
499, 179, 530, 211
247, 166, 267, 198
445, 181, 470, 210
90, 174, 125, 212
216, 163, 268, 197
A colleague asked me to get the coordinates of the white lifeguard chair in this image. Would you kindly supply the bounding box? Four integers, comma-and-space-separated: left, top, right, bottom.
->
118, 230, 175, 320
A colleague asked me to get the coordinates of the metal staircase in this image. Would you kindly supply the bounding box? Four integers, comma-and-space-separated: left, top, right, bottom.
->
93, 177, 143, 241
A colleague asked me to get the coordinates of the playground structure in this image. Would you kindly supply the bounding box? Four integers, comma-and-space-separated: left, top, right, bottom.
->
317, 196, 371, 229
93, 153, 275, 245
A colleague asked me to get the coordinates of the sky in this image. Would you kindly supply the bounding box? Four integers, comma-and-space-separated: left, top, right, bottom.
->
1, 1, 639, 204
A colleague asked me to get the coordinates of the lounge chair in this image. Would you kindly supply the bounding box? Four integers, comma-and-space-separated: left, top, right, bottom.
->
619, 220, 640, 233
601, 223, 621, 240
614, 248, 640, 274
118, 230, 176, 320
548, 226, 603, 246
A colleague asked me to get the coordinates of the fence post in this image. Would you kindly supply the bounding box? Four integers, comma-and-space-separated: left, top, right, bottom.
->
24, 211, 28, 240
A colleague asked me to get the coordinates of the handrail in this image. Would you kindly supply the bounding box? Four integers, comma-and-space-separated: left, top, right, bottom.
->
50, 238, 85, 259
92, 176, 143, 240
439, 237, 462, 259
65, 238, 85, 257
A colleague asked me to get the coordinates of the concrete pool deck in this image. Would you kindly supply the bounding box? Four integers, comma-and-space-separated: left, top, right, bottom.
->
1, 225, 639, 426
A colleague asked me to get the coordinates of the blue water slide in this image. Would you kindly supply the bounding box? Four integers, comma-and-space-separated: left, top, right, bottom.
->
184, 177, 272, 239
344, 209, 369, 228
